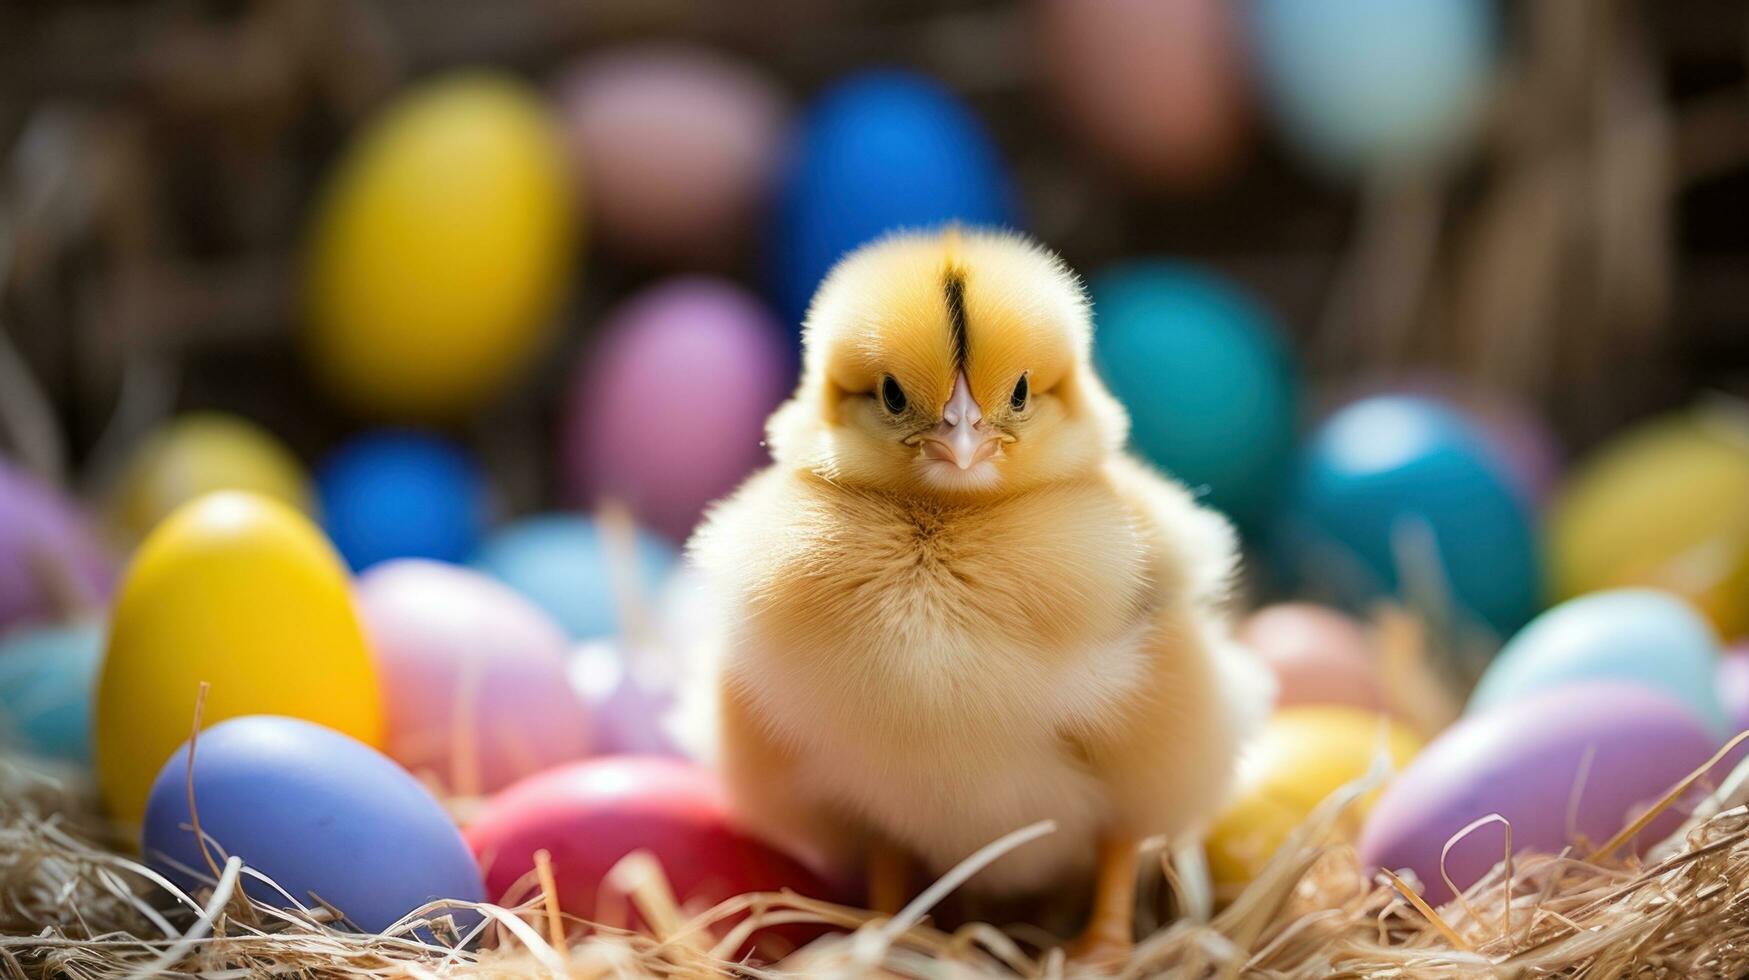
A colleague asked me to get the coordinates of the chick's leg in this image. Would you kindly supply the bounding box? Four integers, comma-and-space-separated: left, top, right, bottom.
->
1068, 833, 1138, 966
867, 837, 915, 916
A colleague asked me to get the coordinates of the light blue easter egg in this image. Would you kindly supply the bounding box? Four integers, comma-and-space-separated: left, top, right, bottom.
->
770, 70, 1017, 328
0, 620, 104, 764
471, 513, 676, 641
1469, 589, 1729, 737
1247, 0, 1497, 174
1276, 395, 1541, 637
1090, 261, 1298, 528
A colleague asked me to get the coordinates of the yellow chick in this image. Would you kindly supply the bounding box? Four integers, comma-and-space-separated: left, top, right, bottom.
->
687, 228, 1272, 958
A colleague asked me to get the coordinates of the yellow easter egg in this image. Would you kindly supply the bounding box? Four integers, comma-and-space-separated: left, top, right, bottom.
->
109, 413, 313, 541
94, 491, 382, 829
1549, 405, 1749, 637
1207, 706, 1421, 887
304, 71, 576, 419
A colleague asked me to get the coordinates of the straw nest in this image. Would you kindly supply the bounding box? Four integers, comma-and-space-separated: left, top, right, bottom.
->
5, 746, 1749, 980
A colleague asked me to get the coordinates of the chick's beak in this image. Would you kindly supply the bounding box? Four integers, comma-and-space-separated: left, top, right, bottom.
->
923, 371, 1001, 470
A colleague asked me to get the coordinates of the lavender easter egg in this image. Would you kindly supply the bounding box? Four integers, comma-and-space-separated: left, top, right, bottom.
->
356, 559, 590, 795
143, 715, 483, 934
0, 461, 114, 628
1359, 683, 1718, 904
561, 279, 790, 541
1720, 648, 1749, 737
556, 45, 787, 265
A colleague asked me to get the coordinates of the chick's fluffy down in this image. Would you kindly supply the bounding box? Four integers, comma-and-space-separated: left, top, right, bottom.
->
686, 229, 1273, 893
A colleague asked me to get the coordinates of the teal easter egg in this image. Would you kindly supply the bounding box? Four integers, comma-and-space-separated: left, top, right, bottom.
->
471, 513, 676, 640
0, 620, 104, 764
1276, 395, 1540, 637
1469, 589, 1729, 737
1090, 262, 1298, 527
1247, 0, 1497, 174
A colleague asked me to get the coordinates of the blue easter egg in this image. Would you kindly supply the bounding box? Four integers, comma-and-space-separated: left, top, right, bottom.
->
771, 70, 1017, 327
1090, 262, 1298, 527
316, 431, 487, 571
1469, 589, 1729, 737
142, 715, 483, 934
1247, 0, 1497, 173
1277, 395, 1540, 636
0, 620, 103, 764
471, 513, 676, 640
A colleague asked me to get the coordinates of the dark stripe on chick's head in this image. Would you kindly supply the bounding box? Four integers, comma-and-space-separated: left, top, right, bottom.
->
944, 271, 968, 372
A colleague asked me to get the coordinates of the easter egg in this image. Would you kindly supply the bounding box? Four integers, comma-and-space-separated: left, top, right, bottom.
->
1720, 649, 1749, 737
1206, 706, 1421, 886
1091, 262, 1298, 528
771, 70, 1016, 327
560, 278, 790, 541
1359, 683, 1717, 904
143, 715, 482, 933
471, 513, 676, 641
94, 491, 382, 827
1039, 0, 1249, 188
0, 620, 104, 764
1276, 395, 1541, 637
1548, 406, 1749, 637
465, 756, 832, 953
109, 413, 312, 541
356, 559, 589, 795
317, 431, 488, 571
1469, 589, 1728, 737
1239, 603, 1383, 712
568, 640, 682, 757
1247, 0, 1497, 174
0, 460, 114, 628
556, 45, 787, 265
305, 71, 575, 419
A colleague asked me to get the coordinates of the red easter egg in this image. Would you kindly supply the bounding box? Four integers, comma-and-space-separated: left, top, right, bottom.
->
464, 756, 835, 958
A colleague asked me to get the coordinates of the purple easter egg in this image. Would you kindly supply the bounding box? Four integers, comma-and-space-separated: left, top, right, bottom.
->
1721, 649, 1749, 737
0, 461, 115, 628
142, 715, 483, 934
357, 559, 590, 795
1359, 682, 1718, 904
561, 278, 791, 542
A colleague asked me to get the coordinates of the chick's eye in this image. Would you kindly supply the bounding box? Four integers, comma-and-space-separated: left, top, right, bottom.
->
880, 375, 908, 414
1010, 373, 1029, 411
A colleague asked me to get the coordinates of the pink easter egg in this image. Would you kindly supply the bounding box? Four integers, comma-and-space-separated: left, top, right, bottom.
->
1038, 0, 1250, 188
556, 45, 787, 265
356, 559, 589, 794
561, 277, 791, 542
1240, 602, 1385, 712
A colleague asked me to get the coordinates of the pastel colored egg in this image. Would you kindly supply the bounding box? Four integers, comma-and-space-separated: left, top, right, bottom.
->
1549, 406, 1749, 637
471, 513, 676, 641
1092, 262, 1298, 528
1247, 0, 1497, 174
0, 460, 115, 628
1359, 683, 1718, 904
1275, 395, 1541, 637
1206, 706, 1421, 886
556, 45, 787, 265
305, 71, 575, 419
560, 278, 791, 541
108, 413, 312, 542
1238, 603, 1383, 712
771, 70, 1016, 327
317, 431, 488, 571
1039, 0, 1249, 188
94, 491, 383, 828
0, 619, 104, 764
357, 559, 589, 795
568, 640, 682, 757
143, 715, 482, 934
1720, 649, 1749, 737
465, 756, 832, 955
1469, 589, 1728, 737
